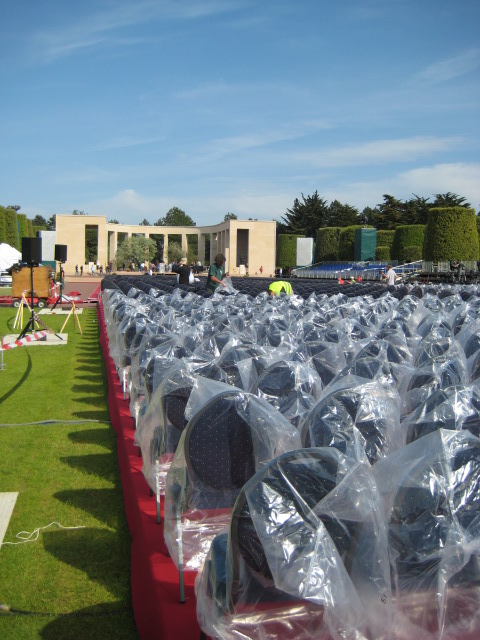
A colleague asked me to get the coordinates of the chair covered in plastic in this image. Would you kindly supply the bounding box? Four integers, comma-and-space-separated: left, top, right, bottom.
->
251, 360, 322, 428
196, 447, 391, 640
374, 429, 480, 639
163, 389, 301, 579
301, 375, 403, 465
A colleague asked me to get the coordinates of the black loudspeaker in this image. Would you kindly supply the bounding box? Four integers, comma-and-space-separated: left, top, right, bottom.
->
22, 237, 42, 265
54, 244, 68, 262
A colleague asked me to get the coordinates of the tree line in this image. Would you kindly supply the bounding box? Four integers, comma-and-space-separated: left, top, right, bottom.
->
276, 192, 475, 238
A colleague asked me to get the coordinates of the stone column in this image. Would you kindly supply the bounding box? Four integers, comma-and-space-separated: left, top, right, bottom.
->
163, 234, 168, 263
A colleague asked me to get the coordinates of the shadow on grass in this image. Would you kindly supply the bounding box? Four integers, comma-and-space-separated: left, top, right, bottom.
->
40, 602, 139, 640
42, 527, 131, 599
60, 453, 118, 481
74, 356, 103, 365
72, 383, 107, 396
75, 373, 106, 382
73, 409, 111, 421
54, 489, 124, 529
0, 350, 32, 404
74, 363, 105, 373
68, 428, 114, 450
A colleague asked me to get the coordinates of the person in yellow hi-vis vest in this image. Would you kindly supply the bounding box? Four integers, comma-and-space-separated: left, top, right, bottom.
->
268, 281, 293, 296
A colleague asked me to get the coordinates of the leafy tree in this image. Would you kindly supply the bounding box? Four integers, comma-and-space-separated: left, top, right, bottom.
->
116, 236, 156, 267
72, 209, 87, 215
282, 191, 328, 237
47, 215, 56, 230
138, 218, 151, 226
85, 226, 98, 262
375, 195, 406, 230
32, 215, 48, 227
432, 192, 470, 208
224, 212, 238, 221
167, 241, 185, 263
325, 200, 360, 228
155, 207, 196, 226
108, 219, 119, 224
404, 195, 431, 225
359, 206, 379, 227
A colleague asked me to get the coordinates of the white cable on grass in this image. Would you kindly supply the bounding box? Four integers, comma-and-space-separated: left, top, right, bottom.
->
0, 419, 111, 427
1, 522, 86, 546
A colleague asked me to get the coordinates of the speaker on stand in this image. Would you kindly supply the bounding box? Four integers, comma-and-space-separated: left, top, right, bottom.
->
18, 237, 42, 338
52, 244, 68, 309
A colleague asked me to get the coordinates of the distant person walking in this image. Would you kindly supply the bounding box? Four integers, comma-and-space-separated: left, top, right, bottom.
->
75, 265, 79, 277
80, 265, 83, 277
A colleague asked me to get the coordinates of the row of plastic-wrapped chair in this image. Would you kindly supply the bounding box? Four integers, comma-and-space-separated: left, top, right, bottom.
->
101, 274, 480, 640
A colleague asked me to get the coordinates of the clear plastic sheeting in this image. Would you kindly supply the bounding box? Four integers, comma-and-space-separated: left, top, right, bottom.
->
99, 278, 480, 637
403, 384, 480, 443
251, 360, 323, 429
135, 360, 197, 495
301, 376, 403, 465
374, 429, 480, 640
195, 448, 391, 640
164, 390, 302, 572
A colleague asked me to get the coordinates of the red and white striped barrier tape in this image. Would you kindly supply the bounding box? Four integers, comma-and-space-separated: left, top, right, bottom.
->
1, 332, 48, 351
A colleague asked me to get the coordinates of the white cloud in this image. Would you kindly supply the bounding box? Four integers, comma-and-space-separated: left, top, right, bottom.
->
322, 162, 480, 210
95, 135, 167, 151
397, 163, 480, 205
86, 186, 292, 226
413, 48, 480, 85
292, 136, 465, 168
32, 0, 249, 63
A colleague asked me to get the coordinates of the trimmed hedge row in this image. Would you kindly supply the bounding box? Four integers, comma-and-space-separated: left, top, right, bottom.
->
0, 206, 19, 249
391, 225, 425, 261
277, 234, 305, 268
375, 245, 390, 261
315, 227, 341, 261
423, 207, 479, 261
376, 230, 395, 250
338, 226, 364, 261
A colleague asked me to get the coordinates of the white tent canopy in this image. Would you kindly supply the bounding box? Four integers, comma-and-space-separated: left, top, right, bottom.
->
0, 243, 22, 271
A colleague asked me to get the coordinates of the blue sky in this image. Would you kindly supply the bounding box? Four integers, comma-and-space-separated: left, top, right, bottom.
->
1, 0, 479, 226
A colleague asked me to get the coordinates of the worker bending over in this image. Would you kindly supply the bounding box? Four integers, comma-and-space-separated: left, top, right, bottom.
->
268, 281, 293, 296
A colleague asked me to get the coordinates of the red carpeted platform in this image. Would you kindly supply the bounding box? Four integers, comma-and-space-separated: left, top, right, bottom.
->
98, 303, 200, 640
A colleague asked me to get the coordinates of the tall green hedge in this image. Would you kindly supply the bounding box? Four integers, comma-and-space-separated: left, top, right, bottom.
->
338, 225, 363, 261
403, 245, 422, 262
376, 230, 395, 250
391, 225, 425, 261
0, 207, 19, 249
375, 245, 390, 261
17, 213, 29, 242
0, 206, 6, 243
315, 227, 341, 261
423, 207, 479, 261
277, 234, 304, 268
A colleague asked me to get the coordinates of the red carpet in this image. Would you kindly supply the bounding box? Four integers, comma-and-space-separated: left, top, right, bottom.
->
98, 303, 200, 640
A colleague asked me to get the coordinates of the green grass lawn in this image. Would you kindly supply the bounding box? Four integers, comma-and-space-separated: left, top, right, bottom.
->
0, 307, 139, 639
